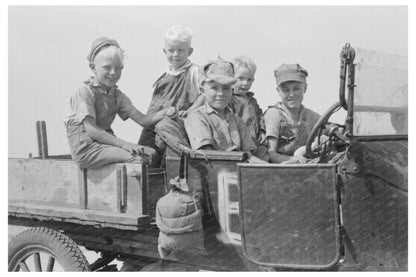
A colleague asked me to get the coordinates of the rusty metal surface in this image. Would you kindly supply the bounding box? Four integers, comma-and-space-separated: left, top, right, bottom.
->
238, 164, 340, 270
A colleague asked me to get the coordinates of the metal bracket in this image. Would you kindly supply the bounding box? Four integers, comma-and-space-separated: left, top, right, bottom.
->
338, 145, 360, 174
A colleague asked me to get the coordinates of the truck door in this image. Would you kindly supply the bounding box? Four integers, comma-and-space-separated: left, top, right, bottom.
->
238, 164, 342, 270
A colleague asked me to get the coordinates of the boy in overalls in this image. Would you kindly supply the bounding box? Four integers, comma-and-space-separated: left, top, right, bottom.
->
264, 63, 321, 163
139, 26, 204, 164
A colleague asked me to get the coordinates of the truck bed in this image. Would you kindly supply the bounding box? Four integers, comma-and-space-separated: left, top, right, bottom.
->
8, 157, 167, 230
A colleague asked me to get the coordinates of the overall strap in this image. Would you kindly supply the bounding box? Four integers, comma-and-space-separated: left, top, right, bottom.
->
152, 72, 168, 88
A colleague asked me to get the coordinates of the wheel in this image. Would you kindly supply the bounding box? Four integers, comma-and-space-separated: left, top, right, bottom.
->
8, 227, 90, 272
305, 101, 342, 159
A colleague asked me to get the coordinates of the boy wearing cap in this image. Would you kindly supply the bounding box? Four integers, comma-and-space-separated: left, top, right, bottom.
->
264, 63, 320, 163
185, 59, 261, 159
139, 25, 204, 159
64, 37, 176, 169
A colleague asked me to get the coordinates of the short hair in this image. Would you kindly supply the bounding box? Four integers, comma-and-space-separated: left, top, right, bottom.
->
165, 25, 193, 46
94, 45, 124, 62
232, 56, 257, 75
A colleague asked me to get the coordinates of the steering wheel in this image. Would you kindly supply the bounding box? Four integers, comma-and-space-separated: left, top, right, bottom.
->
305, 101, 342, 159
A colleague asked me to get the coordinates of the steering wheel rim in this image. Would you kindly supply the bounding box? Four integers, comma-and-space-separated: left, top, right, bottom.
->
305, 101, 342, 159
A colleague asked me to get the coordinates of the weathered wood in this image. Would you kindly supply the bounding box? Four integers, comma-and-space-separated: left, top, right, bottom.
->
8, 201, 150, 229
116, 164, 127, 213
36, 121, 48, 158
144, 167, 168, 217
78, 167, 88, 209
9, 158, 153, 225
9, 158, 81, 208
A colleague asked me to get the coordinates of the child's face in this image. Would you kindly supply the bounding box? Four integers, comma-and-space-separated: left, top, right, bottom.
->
163, 39, 193, 69
91, 52, 123, 90
233, 66, 255, 95
277, 81, 306, 110
202, 81, 233, 112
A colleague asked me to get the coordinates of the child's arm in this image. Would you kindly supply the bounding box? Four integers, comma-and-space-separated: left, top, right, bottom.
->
267, 137, 292, 163
180, 94, 205, 117
249, 96, 267, 144
129, 107, 177, 127
83, 116, 144, 155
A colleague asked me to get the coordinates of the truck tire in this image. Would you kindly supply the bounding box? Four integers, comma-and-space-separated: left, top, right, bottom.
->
8, 227, 89, 272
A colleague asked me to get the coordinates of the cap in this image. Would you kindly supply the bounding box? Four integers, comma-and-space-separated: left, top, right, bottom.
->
200, 59, 237, 85
274, 63, 308, 88
87, 37, 121, 62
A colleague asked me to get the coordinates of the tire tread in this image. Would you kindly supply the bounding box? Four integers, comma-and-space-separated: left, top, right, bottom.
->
8, 227, 89, 271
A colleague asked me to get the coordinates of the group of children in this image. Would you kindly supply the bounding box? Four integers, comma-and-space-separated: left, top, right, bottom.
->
64, 25, 320, 169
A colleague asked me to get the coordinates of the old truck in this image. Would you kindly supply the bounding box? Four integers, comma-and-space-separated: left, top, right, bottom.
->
8, 44, 407, 271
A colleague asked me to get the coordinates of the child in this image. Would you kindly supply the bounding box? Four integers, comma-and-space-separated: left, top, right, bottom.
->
139, 25, 204, 157
230, 56, 268, 160
264, 63, 321, 163
64, 37, 176, 169
185, 59, 262, 161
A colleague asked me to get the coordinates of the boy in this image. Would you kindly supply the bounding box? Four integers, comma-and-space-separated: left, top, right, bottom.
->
264, 63, 321, 163
185, 59, 261, 160
139, 25, 204, 157
230, 56, 268, 160
64, 37, 176, 169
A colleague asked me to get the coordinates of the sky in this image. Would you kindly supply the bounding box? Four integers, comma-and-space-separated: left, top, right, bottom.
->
7, 5, 408, 158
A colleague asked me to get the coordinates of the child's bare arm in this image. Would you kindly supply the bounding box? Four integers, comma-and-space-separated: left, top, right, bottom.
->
83, 116, 143, 155
267, 137, 292, 163
180, 94, 204, 117
129, 107, 177, 127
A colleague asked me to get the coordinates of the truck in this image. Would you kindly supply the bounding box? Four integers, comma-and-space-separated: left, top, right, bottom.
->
8, 43, 408, 271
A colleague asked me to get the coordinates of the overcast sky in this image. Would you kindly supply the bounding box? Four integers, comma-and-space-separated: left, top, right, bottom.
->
8, 5, 408, 157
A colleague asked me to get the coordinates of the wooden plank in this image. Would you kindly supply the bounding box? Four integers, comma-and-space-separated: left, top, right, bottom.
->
144, 168, 168, 218
9, 212, 140, 231
116, 164, 127, 213
78, 167, 88, 209
124, 163, 146, 216
86, 163, 144, 216
9, 158, 149, 225
8, 202, 150, 227
9, 158, 81, 208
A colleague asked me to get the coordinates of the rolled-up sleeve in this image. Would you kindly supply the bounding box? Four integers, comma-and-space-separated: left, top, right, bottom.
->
185, 111, 213, 150
117, 91, 137, 120
264, 108, 281, 139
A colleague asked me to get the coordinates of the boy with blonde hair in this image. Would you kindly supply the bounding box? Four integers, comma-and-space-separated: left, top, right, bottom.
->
230, 56, 268, 160
64, 37, 176, 169
139, 25, 204, 161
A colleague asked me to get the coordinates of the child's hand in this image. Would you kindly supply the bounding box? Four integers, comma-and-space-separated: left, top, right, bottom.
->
287, 146, 308, 164
257, 131, 267, 144
122, 142, 144, 156
178, 110, 188, 117
164, 107, 178, 119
